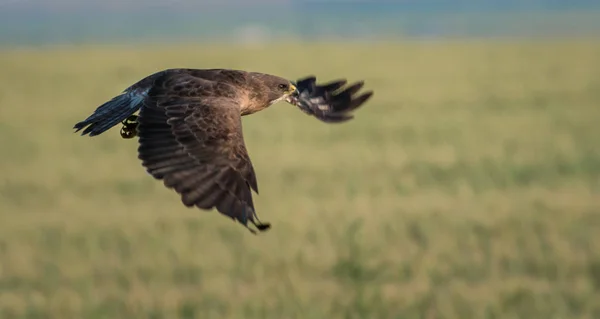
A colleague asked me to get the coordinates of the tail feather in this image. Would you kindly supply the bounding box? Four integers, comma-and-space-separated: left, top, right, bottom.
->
73, 90, 147, 137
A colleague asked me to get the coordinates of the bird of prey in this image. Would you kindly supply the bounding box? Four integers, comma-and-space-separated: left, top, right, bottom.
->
74, 68, 373, 234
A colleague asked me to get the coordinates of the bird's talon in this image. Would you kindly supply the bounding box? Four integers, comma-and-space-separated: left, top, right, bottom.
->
119, 115, 139, 139
122, 115, 138, 125
255, 222, 271, 232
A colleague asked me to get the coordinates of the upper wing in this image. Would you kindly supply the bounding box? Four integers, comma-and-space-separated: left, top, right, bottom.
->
287, 76, 374, 123
72, 68, 246, 137
73, 70, 171, 137
137, 74, 269, 233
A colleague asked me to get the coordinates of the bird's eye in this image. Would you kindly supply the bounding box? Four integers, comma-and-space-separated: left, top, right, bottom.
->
278, 84, 288, 90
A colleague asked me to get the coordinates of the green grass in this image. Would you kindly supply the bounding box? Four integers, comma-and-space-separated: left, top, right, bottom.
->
1, 40, 600, 318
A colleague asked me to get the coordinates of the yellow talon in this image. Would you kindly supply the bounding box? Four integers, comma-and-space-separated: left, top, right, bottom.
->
120, 115, 139, 139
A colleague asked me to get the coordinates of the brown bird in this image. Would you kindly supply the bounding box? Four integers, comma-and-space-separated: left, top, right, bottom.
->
74, 68, 373, 234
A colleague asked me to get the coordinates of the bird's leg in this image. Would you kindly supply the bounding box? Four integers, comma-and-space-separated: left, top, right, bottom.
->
242, 206, 271, 234
251, 213, 271, 232
254, 222, 271, 232
244, 220, 271, 235
120, 115, 139, 139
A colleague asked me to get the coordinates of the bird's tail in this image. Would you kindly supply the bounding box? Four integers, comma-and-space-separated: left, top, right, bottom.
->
73, 90, 146, 137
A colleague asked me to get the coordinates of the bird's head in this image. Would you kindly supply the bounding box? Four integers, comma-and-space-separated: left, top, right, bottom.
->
252, 73, 298, 106
265, 78, 298, 106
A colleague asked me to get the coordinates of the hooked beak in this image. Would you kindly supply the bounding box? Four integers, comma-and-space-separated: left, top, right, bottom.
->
289, 83, 298, 96
285, 84, 299, 104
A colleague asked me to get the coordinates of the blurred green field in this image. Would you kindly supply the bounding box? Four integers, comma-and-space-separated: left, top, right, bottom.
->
1, 40, 600, 318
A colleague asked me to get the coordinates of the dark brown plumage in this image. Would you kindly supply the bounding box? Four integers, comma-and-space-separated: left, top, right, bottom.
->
74, 68, 373, 234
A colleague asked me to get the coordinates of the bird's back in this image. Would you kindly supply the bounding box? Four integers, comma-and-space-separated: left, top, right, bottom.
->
125, 68, 251, 94
74, 68, 254, 136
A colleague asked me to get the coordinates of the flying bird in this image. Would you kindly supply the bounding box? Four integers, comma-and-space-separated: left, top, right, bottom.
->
73, 68, 373, 234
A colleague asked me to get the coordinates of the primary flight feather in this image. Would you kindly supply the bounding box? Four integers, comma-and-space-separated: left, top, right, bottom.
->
74, 68, 373, 234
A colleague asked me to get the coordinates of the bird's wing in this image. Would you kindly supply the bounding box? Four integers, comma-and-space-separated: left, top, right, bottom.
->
137, 73, 269, 233
73, 69, 171, 137
287, 76, 373, 123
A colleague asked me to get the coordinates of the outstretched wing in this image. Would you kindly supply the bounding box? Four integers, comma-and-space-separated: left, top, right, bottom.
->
137, 73, 269, 233
287, 76, 373, 123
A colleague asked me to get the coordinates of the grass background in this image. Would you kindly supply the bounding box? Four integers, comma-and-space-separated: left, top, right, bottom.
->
1, 40, 599, 318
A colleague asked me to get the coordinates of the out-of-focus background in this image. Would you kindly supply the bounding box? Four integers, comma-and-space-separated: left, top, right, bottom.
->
1, 1, 600, 318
